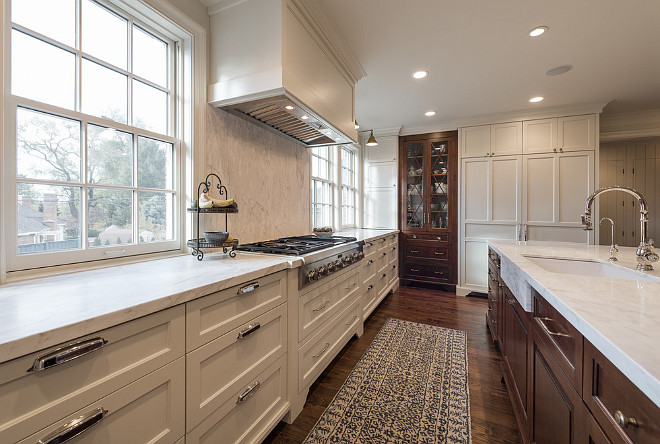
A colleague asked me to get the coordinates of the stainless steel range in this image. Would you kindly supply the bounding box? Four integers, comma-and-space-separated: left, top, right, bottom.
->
236, 235, 364, 288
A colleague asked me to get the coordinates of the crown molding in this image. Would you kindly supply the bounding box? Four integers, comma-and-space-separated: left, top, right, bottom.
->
200, 0, 248, 15
455, 102, 609, 128
288, 0, 366, 84
399, 121, 458, 136
600, 108, 660, 142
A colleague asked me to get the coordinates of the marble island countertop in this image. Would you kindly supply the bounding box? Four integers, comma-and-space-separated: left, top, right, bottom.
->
488, 240, 660, 408
0, 229, 398, 365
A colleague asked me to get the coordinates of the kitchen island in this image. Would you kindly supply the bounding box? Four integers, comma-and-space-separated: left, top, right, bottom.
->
488, 240, 660, 443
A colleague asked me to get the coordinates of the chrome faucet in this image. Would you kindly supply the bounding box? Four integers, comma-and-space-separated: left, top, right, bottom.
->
582, 186, 658, 270
599, 217, 618, 261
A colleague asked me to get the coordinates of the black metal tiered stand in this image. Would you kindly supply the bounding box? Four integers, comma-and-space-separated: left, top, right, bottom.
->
187, 173, 238, 260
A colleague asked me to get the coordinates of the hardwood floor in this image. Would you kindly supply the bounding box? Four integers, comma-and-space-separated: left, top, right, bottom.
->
263, 285, 522, 444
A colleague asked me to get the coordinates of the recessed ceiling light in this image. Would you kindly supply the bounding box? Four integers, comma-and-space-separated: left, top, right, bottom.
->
412, 71, 428, 79
300, 115, 309, 120
425, 111, 436, 117
545, 64, 573, 76
285, 105, 294, 110
528, 26, 548, 37
529, 96, 544, 103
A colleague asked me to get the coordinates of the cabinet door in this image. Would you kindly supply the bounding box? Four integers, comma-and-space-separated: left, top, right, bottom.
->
463, 240, 488, 288
461, 125, 490, 158
557, 151, 594, 226
491, 122, 522, 156
403, 140, 426, 230
523, 154, 556, 225
502, 288, 528, 424
365, 187, 397, 229
462, 157, 489, 223
523, 118, 557, 154
531, 327, 583, 444
558, 114, 596, 152
429, 140, 450, 230
491, 156, 522, 224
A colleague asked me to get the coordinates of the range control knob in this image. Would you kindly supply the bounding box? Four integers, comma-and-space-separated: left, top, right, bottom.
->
352, 252, 360, 261
343, 256, 353, 265
334, 260, 343, 269
327, 262, 336, 273
317, 265, 327, 277
307, 270, 318, 282
357, 251, 364, 260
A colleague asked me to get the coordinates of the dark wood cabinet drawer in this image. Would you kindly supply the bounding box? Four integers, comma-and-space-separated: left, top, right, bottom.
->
488, 247, 500, 265
532, 290, 583, 394
583, 340, 660, 444
404, 260, 451, 282
405, 244, 449, 261
402, 232, 449, 243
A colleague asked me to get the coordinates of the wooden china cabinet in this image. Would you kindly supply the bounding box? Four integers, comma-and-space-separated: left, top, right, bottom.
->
398, 131, 457, 289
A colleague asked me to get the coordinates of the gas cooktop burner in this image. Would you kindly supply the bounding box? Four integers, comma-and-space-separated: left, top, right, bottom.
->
236, 235, 357, 256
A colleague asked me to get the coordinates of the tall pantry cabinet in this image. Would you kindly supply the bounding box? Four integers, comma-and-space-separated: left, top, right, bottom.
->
459, 113, 599, 295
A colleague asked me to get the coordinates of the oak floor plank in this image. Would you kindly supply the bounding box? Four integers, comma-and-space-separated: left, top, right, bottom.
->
263, 285, 522, 444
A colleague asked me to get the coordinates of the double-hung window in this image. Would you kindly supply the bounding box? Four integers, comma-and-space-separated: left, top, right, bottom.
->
310, 145, 360, 230
4, 0, 181, 271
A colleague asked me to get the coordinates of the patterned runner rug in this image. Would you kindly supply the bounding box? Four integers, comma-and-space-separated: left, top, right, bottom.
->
303, 318, 471, 444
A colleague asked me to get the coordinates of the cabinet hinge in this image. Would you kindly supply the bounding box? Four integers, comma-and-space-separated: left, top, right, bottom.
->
632, 168, 635, 174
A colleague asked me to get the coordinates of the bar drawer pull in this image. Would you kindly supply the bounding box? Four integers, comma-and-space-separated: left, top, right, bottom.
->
238, 282, 260, 294
537, 317, 571, 338
434, 270, 445, 274
313, 342, 330, 358
237, 380, 261, 404
37, 407, 107, 444
237, 323, 261, 339
410, 250, 419, 253
434, 251, 444, 256
345, 282, 357, 290
410, 268, 419, 272
345, 315, 359, 326
29, 337, 108, 372
312, 300, 330, 312
614, 410, 639, 428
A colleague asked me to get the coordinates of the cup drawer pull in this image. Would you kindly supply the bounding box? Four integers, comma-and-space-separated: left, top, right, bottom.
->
38, 407, 107, 444
313, 300, 331, 312
237, 323, 261, 339
236, 380, 260, 404
238, 282, 260, 294
313, 342, 330, 359
537, 317, 571, 338
28, 337, 108, 372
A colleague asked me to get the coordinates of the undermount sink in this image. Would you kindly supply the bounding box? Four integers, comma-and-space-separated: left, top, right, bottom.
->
523, 255, 660, 283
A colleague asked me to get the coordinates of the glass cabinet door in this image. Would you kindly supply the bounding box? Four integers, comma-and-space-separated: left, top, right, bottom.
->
405, 141, 424, 228
429, 141, 449, 229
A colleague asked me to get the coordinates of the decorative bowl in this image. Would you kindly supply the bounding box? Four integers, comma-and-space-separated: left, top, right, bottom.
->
204, 231, 229, 243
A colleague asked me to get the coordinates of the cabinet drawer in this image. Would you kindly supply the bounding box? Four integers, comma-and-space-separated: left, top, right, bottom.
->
19, 358, 185, 444
405, 244, 448, 261
362, 274, 377, 314
299, 271, 359, 342
186, 270, 286, 351
388, 262, 398, 285
363, 239, 379, 258
0, 306, 185, 444
488, 247, 500, 265
361, 256, 378, 284
299, 298, 360, 392
404, 260, 451, 282
583, 340, 660, 444
186, 304, 287, 431
533, 290, 583, 393
187, 355, 287, 444
403, 232, 449, 243
486, 307, 497, 340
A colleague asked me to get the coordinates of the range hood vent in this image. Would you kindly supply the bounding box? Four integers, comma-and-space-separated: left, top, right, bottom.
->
220, 95, 354, 148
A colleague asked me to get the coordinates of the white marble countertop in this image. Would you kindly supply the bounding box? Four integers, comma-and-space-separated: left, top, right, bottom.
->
0, 229, 398, 365
488, 240, 660, 408
0, 252, 302, 363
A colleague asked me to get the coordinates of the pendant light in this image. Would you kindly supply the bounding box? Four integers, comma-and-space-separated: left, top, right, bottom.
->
366, 129, 378, 146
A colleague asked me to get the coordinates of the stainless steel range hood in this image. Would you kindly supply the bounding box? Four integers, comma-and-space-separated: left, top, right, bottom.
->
206, 0, 364, 148
219, 94, 354, 148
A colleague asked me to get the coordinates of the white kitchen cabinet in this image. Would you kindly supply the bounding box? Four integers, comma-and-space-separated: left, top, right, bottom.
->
461, 122, 522, 158
461, 125, 490, 158
523, 151, 595, 228
364, 133, 398, 229
523, 115, 596, 154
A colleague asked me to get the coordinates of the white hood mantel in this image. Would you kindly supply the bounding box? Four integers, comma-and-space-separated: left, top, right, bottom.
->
204, 0, 365, 147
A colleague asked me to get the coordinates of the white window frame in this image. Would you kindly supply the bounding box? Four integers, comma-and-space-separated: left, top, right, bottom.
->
311, 146, 334, 229
339, 145, 358, 229
0, 0, 207, 280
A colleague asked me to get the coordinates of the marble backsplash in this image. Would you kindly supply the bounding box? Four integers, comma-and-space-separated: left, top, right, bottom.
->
204, 106, 311, 243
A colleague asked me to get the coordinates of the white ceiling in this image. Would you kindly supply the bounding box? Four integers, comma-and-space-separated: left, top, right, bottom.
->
319, 0, 660, 133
